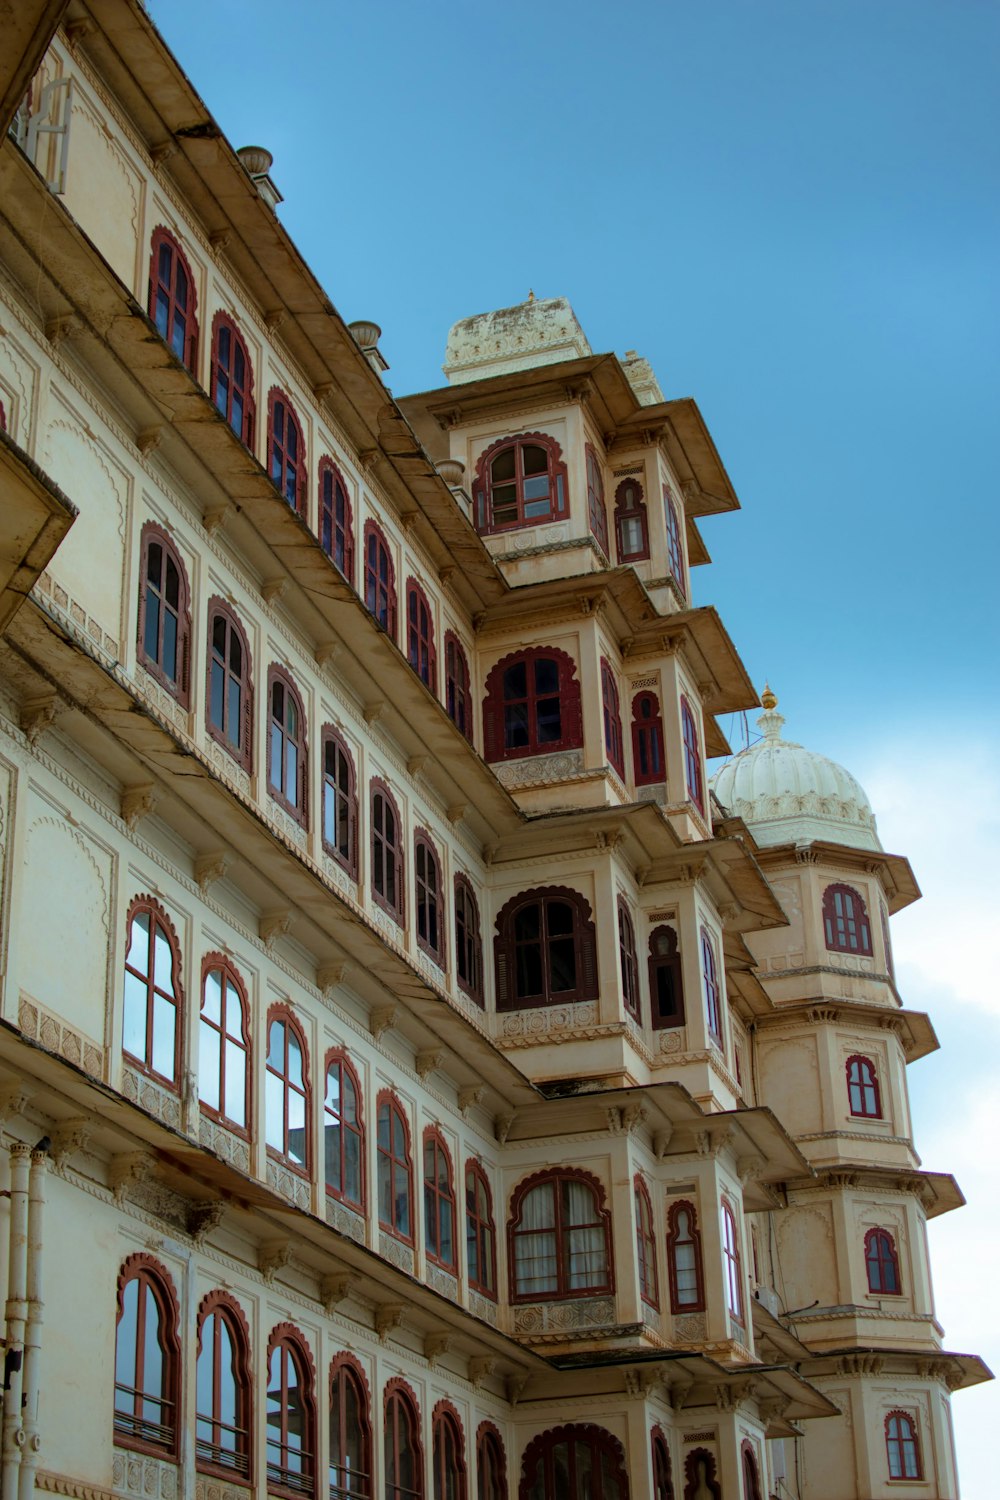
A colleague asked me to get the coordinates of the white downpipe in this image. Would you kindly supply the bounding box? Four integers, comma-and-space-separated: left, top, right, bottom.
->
2, 1144, 32, 1500
18, 1149, 46, 1500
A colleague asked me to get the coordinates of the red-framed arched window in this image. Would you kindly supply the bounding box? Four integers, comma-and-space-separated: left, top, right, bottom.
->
423, 1128, 457, 1273
822, 883, 873, 955
586, 445, 609, 555
631, 692, 664, 786
682, 1449, 720, 1500
700, 927, 722, 1041
651, 1427, 674, 1500
885, 1411, 922, 1481
195, 1291, 253, 1480
473, 431, 568, 535
406, 579, 437, 691
148, 227, 197, 371
199, 954, 250, 1134
634, 1177, 659, 1309
454, 875, 484, 1005
371, 779, 404, 922
519, 1425, 628, 1500
444, 632, 473, 743
615, 477, 649, 563
649, 925, 685, 1030
265, 1006, 310, 1174
415, 831, 444, 965
114, 1254, 180, 1457
721, 1201, 744, 1323
741, 1442, 763, 1500
865, 1228, 901, 1294
123, 895, 182, 1087
494, 886, 598, 1011
319, 458, 354, 584
137, 522, 191, 707
617, 900, 640, 1023
680, 696, 704, 813
509, 1168, 612, 1302
476, 1423, 506, 1500
329, 1354, 371, 1500
846, 1055, 882, 1119
483, 647, 583, 763
267, 388, 307, 514
465, 1161, 497, 1299
324, 1050, 365, 1211
210, 312, 254, 446
268, 666, 308, 824
666, 1200, 705, 1313
0, 401, 6, 432
206, 598, 254, 771
601, 660, 624, 776
384, 1379, 423, 1500
266, 1324, 316, 1498
377, 1092, 414, 1245
322, 727, 358, 876
363, 521, 397, 639
432, 1402, 467, 1500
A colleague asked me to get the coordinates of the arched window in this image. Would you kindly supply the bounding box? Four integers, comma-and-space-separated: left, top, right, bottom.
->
424, 1129, 457, 1273
363, 521, 396, 639
322, 728, 358, 876
196, 1291, 252, 1479
465, 1162, 497, 1299
371, 779, 404, 922
114, 1254, 180, 1456
206, 599, 253, 771
885, 1411, 922, 1480
722, 1202, 744, 1323
473, 432, 568, 535
651, 1428, 674, 1500
324, 1051, 364, 1211
476, 1423, 506, 1500
384, 1380, 423, 1500
199, 956, 250, 1133
586, 445, 609, 555
266, 1325, 316, 1497
267, 389, 306, 513
865, 1228, 901, 1294
614, 477, 649, 563
740, 1443, 763, 1500
666, 1200, 705, 1313
406, 579, 437, 691
137, 522, 191, 706
631, 692, 664, 786
319, 459, 354, 583
210, 312, 254, 446
454, 875, 484, 1005
494, 886, 598, 1011
700, 927, 722, 1040
520, 1425, 628, 1500
377, 1093, 413, 1244
483, 647, 583, 763
445, 633, 473, 743
617, 900, 640, 1022
509, 1169, 612, 1301
432, 1404, 467, 1500
682, 1449, 720, 1500
415, 832, 444, 965
680, 696, 704, 813
148, 227, 197, 370
822, 883, 873, 955
663, 489, 685, 593
268, 667, 308, 823
648, 925, 685, 1030
123, 895, 182, 1086
266, 1007, 310, 1173
601, 660, 624, 776
329, 1354, 371, 1500
634, 1178, 659, 1308
846, 1055, 882, 1119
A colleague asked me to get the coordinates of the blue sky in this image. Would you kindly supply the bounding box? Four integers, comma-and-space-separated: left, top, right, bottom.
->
152, 1, 1000, 1489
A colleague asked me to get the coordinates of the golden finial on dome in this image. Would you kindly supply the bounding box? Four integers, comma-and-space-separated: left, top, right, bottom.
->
761, 683, 778, 711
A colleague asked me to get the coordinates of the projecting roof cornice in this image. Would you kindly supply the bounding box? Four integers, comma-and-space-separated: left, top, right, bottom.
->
798, 1348, 993, 1392
753, 837, 921, 914
788, 1164, 964, 1219
0, 431, 77, 635
753, 1000, 938, 1063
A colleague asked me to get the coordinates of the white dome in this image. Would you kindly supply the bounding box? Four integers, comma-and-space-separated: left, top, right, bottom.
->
711, 700, 881, 852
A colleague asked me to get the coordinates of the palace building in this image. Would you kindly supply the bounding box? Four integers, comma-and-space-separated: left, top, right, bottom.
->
0, 4, 989, 1499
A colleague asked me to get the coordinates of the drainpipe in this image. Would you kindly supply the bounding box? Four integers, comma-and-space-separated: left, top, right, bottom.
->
2, 1144, 32, 1500
18, 1148, 46, 1500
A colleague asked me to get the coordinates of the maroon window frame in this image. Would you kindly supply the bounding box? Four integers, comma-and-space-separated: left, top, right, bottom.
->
700, 927, 722, 1041
384, 1379, 423, 1500
649, 925, 685, 1030
601, 660, 624, 776
266, 1325, 316, 1499
210, 312, 254, 446
423, 1128, 457, 1273
415, 832, 444, 965
666, 1200, 705, 1313
363, 521, 397, 639
483, 646, 583, 763
473, 431, 568, 535
195, 1291, 253, 1481
865, 1228, 901, 1295
476, 1423, 506, 1500
617, 900, 640, 1023
432, 1403, 467, 1500
137, 522, 191, 707
632, 692, 665, 786
377, 1092, 414, 1245
519, 1425, 628, 1500
0, 401, 6, 432
509, 1168, 613, 1302
614, 477, 649, 563
114, 1254, 180, 1458
847, 1055, 882, 1119
324, 1050, 365, 1211
885, 1411, 922, 1481
444, 632, 473, 743
267, 388, 307, 514
822, 883, 873, 955
329, 1354, 371, 1500
406, 579, 437, 691
319, 458, 354, 583
651, 1428, 674, 1500
268, 666, 308, 825
465, 1161, 497, 1299
148, 227, 197, 371
371, 779, 404, 923
322, 728, 358, 876
881, 902, 896, 982
680, 696, 704, 813
586, 444, 609, 555
721, 1201, 744, 1323
454, 875, 484, 1005
494, 886, 598, 1011
682, 1449, 721, 1500
123, 895, 182, 1088
199, 954, 251, 1135
663, 488, 685, 593
206, 599, 254, 771
635, 1177, 659, 1309
265, 1006, 310, 1175
741, 1442, 763, 1500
